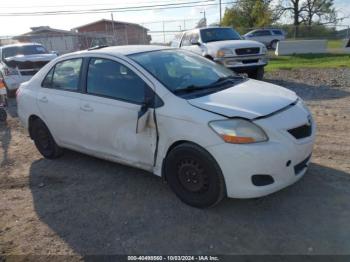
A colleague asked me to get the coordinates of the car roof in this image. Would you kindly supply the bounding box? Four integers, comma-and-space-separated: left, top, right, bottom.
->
0, 42, 43, 49
80, 45, 172, 56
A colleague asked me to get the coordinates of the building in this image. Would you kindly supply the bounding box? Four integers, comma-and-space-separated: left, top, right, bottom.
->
73, 19, 151, 45
14, 26, 80, 54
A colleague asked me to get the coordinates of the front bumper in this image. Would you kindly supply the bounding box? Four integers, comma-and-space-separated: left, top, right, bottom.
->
205, 100, 316, 198
214, 54, 268, 70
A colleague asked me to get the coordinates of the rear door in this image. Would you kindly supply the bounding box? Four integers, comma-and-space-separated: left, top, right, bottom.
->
37, 58, 83, 147
77, 56, 158, 170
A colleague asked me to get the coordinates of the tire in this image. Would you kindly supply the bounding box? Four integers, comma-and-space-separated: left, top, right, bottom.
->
0, 108, 7, 122
31, 119, 63, 159
270, 40, 279, 50
248, 67, 264, 80
164, 143, 226, 208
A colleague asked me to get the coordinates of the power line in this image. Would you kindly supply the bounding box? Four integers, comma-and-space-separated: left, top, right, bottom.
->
0, 0, 191, 9
0, 0, 214, 16
0, 1, 236, 16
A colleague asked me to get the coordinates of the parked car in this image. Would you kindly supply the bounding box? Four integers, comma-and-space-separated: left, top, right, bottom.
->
244, 29, 286, 49
0, 43, 57, 97
171, 27, 268, 80
17, 45, 316, 208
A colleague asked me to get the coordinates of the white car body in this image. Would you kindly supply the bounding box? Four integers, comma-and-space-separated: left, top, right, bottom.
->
17, 45, 315, 204
171, 27, 268, 76
244, 29, 286, 48
0, 43, 57, 93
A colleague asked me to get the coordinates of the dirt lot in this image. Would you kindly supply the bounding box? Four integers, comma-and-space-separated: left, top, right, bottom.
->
1, 68, 350, 258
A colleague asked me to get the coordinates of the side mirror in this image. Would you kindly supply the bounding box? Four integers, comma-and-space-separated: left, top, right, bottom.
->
136, 87, 154, 133
190, 39, 200, 46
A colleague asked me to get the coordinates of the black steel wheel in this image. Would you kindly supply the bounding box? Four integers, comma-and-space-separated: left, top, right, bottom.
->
164, 143, 226, 208
32, 119, 63, 159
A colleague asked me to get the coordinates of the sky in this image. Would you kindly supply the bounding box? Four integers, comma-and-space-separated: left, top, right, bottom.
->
0, 0, 349, 43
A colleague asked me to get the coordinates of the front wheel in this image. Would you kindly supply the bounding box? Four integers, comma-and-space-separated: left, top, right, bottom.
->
164, 143, 226, 208
31, 119, 64, 159
248, 67, 264, 80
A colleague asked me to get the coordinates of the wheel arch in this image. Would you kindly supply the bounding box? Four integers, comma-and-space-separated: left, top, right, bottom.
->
161, 140, 217, 179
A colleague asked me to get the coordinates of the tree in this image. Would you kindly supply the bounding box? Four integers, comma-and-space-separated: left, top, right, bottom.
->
276, 0, 338, 37
221, 0, 274, 33
302, 0, 337, 25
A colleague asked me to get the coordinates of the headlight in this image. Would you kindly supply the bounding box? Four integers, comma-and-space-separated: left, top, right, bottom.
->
209, 119, 268, 144
261, 46, 267, 54
217, 48, 233, 58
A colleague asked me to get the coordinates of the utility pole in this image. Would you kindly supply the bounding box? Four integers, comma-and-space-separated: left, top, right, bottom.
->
219, 0, 222, 25
162, 21, 165, 43
111, 13, 116, 45
200, 10, 207, 27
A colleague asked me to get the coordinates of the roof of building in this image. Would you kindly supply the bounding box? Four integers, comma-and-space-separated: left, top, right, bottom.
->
73, 19, 149, 31
15, 26, 77, 38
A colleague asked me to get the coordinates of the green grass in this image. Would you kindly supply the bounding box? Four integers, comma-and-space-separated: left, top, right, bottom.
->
327, 39, 345, 49
266, 53, 350, 72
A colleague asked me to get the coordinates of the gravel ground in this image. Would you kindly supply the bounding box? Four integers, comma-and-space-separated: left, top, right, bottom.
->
1, 68, 350, 258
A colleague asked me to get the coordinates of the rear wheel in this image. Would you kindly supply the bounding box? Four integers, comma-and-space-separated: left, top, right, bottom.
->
31, 119, 63, 159
164, 143, 226, 208
248, 67, 264, 80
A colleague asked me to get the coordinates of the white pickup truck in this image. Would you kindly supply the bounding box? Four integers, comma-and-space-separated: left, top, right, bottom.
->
171, 27, 268, 79
0, 43, 57, 96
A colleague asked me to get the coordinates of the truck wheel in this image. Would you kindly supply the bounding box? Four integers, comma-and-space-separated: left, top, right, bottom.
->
164, 143, 226, 208
248, 67, 264, 80
270, 40, 279, 50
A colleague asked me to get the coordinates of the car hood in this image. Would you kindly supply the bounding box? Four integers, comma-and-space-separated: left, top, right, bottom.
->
188, 79, 298, 119
4, 53, 57, 63
204, 40, 264, 50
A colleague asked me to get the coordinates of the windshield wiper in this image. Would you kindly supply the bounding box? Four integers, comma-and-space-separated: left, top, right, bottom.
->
173, 76, 245, 95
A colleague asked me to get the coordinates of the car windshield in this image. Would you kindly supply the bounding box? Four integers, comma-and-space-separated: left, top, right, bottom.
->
200, 28, 241, 43
129, 50, 245, 98
2, 45, 48, 59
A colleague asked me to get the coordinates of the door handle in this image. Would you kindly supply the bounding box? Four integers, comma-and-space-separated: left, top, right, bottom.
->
80, 104, 93, 112
39, 96, 48, 103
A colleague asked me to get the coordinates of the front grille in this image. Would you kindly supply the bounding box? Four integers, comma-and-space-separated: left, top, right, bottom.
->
242, 59, 259, 64
17, 61, 49, 70
20, 70, 38, 76
288, 124, 312, 139
235, 47, 260, 55
294, 154, 311, 175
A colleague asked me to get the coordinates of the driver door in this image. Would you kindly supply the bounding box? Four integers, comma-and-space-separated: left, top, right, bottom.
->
78, 56, 157, 171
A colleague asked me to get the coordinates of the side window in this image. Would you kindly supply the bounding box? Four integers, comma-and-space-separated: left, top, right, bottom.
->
42, 67, 54, 88
181, 33, 191, 47
51, 58, 82, 91
272, 30, 283, 35
87, 58, 147, 104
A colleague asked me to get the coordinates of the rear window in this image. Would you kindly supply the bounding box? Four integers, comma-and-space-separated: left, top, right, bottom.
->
2, 45, 48, 60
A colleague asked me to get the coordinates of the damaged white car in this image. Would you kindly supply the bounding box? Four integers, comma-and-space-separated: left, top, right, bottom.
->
17, 46, 315, 208
0, 43, 57, 96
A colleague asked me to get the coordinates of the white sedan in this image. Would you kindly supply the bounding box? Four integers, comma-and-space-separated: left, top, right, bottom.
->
17, 45, 316, 208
